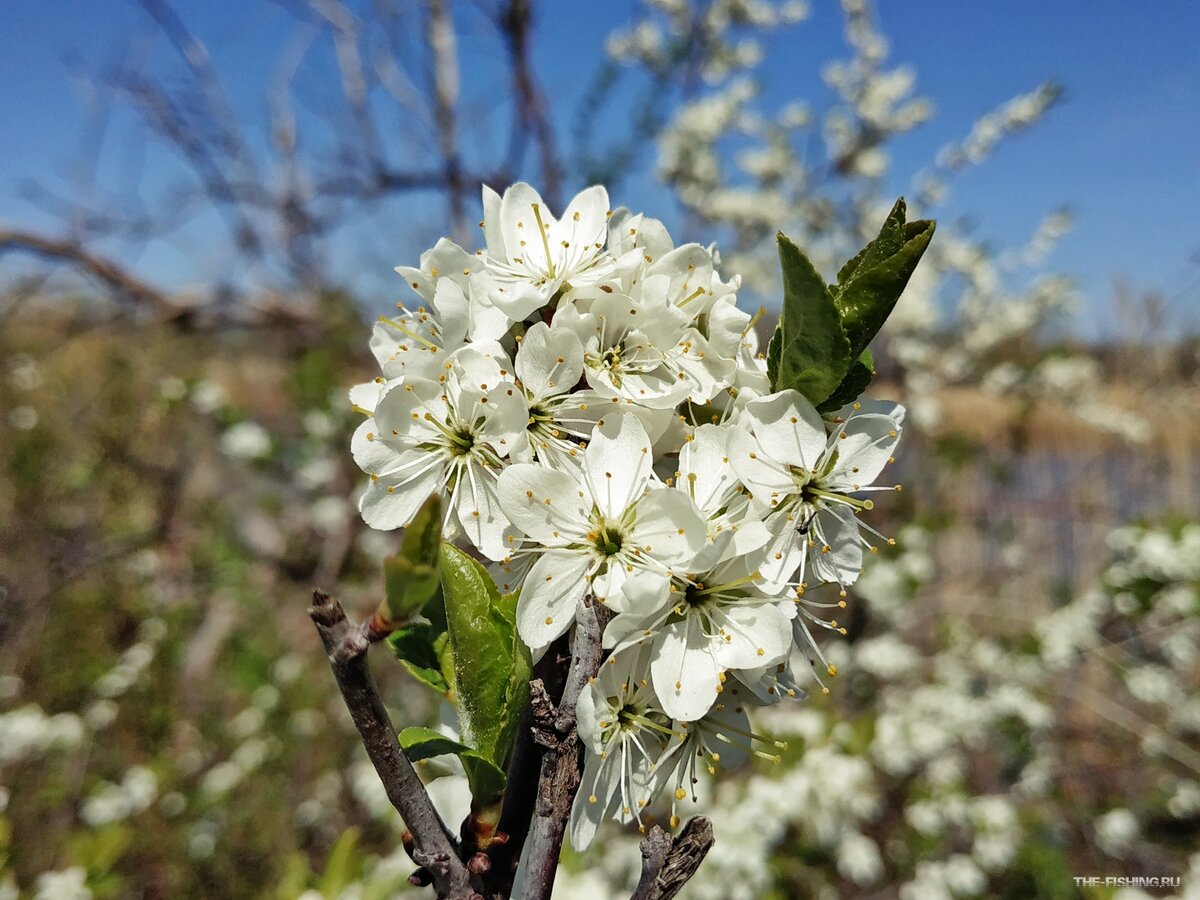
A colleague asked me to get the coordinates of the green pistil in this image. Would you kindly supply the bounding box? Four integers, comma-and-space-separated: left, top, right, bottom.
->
595, 524, 623, 556
804, 485, 873, 511
617, 707, 675, 737
527, 403, 553, 432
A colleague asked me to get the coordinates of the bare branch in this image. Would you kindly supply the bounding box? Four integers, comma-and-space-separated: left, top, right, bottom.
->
518, 595, 605, 900
630, 819, 715, 900
132, 0, 265, 256
497, 0, 563, 206
426, 0, 468, 243
631, 827, 674, 899
308, 0, 387, 168
308, 589, 477, 900
479, 635, 571, 897
0, 228, 178, 317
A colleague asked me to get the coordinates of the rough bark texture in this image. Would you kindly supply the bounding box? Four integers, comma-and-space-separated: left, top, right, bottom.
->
517, 596, 605, 900
312, 586, 714, 900
308, 589, 475, 900
631, 818, 715, 900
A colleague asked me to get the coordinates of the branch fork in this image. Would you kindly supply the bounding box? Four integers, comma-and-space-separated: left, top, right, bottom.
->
310, 588, 713, 900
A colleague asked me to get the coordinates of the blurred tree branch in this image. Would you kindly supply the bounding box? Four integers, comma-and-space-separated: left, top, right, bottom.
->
496, 0, 562, 208
0, 228, 179, 318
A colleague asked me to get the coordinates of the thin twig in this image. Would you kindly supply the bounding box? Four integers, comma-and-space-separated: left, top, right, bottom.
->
518, 595, 605, 900
308, 589, 476, 900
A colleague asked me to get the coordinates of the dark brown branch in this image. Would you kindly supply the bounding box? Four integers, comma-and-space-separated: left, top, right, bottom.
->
481, 635, 571, 897
518, 595, 605, 900
630, 818, 715, 900
308, 589, 476, 900
0, 228, 178, 316
631, 827, 673, 899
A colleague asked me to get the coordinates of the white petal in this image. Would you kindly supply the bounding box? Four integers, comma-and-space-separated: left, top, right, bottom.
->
678, 424, 736, 513
628, 488, 707, 568
455, 466, 515, 561
809, 505, 864, 586
358, 457, 443, 531
705, 295, 751, 358
727, 429, 794, 501
583, 414, 653, 520
602, 607, 661, 651
575, 681, 607, 750
715, 603, 793, 670
477, 386, 529, 457
743, 390, 827, 472
611, 570, 673, 620
351, 418, 397, 475
499, 183, 551, 273
516, 321, 585, 399
832, 396, 906, 425
487, 278, 546, 322
553, 185, 609, 276
603, 568, 668, 616
591, 559, 628, 605
515, 550, 590, 648
481, 184, 505, 257
374, 310, 449, 378
496, 464, 590, 546
756, 516, 805, 592
650, 619, 723, 722
568, 753, 621, 851
825, 414, 901, 488
348, 377, 401, 415
430, 277, 470, 346
374, 379, 444, 443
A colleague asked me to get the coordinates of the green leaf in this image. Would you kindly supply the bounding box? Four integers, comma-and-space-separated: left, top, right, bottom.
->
832, 200, 936, 360
383, 494, 443, 622
439, 543, 532, 774
765, 321, 783, 389
769, 232, 852, 405
398, 726, 507, 802
817, 349, 876, 414
387, 620, 453, 695
835, 198, 907, 288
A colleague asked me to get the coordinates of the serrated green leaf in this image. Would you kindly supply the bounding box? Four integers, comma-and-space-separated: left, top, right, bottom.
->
817, 349, 876, 413
832, 201, 935, 360
835, 198, 908, 289
398, 726, 507, 802
383, 494, 443, 622
770, 232, 852, 405
439, 543, 532, 775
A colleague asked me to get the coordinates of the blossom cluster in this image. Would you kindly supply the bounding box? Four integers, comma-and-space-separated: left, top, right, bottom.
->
350, 183, 904, 845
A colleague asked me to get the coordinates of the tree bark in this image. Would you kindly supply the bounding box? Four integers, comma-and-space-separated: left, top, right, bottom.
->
517, 595, 605, 900
308, 589, 476, 900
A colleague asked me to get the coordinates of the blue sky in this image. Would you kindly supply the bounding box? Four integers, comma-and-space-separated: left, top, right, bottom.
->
2, 1, 1197, 337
